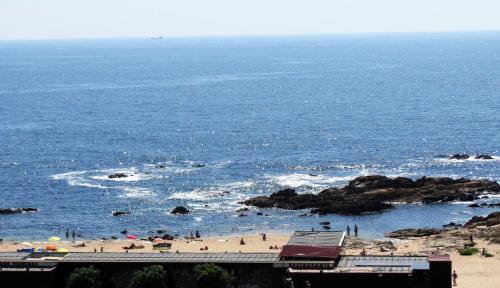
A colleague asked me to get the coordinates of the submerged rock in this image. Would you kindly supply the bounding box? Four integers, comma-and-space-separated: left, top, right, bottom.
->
242, 175, 500, 215
171, 206, 190, 214
448, 154, 470, 160
108, 173, 128, 179
474, 154, 493, 160
112, 211, 130, 216
0, 208, 38, 215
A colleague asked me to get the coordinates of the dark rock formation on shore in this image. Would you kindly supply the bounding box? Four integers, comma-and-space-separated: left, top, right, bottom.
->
108, 173, 129, 179
171, 206, 190, 214
468, 202, 500, 208
242, 175, 500, 215
385, 212, 500, 246
0, 208, 38, 215
112, 211, 130, 216
385, 228, 442, 239
464, 212, 500, 228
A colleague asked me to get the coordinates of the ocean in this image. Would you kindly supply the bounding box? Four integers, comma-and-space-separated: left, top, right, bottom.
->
0, 32, 499, 240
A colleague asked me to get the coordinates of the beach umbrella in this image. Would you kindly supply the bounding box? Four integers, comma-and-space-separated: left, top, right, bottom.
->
20, 242, 32, 247
153, 238, 164, 244
126, 234, 137, 240
48, 236, 61, 242
46, 244, 57, 251
56, 248, 69, 253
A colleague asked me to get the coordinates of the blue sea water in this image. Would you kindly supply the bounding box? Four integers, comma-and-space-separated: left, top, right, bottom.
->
0, 33, 499, 240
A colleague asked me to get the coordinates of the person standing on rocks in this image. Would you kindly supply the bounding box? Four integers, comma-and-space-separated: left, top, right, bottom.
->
452, 270, 458, 286
346, 225, 351, 236
354, 225, 359, 237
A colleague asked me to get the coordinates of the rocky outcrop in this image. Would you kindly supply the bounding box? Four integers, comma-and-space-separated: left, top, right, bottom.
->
171, 206, 189, 214
108, 173, 129, 179
464, 212, 500, 228
385, 228, 442, 239
0, 208, 38, 215
242, 175, 500, 215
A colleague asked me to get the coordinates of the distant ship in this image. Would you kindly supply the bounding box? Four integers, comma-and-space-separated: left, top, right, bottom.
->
150, 36, 163, 40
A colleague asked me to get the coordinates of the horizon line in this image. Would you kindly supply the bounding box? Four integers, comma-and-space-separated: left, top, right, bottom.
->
1, 29, 500, 42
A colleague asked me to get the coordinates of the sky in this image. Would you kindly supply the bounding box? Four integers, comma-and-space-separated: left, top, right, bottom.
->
1, 0, 500, 39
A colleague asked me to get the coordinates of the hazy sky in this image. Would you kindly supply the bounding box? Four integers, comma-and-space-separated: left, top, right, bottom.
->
1, 0, 500, 39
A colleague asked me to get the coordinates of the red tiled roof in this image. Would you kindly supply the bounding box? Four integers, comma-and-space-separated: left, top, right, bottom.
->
280, 245, 342, 259
427, 254, 451, 262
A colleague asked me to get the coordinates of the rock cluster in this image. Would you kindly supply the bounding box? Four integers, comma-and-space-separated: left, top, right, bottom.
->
242, 175, 500, 215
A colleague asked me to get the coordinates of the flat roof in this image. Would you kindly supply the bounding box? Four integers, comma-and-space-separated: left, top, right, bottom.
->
0, 252, 30, 262
337, 256, 429, 272
287, 231, 345, 247
63, 252, 280, 264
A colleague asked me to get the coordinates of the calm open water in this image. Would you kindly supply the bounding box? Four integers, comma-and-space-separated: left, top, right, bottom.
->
0, 33, 499, 240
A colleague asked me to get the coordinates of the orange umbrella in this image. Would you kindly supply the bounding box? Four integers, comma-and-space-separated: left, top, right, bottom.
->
46, 245, 57, 251
153, 238, 164, 244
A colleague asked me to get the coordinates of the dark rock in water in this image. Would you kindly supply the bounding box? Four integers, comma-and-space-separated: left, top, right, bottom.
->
236, 207, 250, 212
474, 154, 493, 160
481, 196, 490, 199
157, 230, 166, 234
157, 164, 166, 168
319, 221, 330, 225
112, 211, 130, 216
256, 212, 263, 216
298, 213, 308, 217
171, 206, 189, 214
0, 208, 38, 215
385, 228, 441, 238
322, 225, 331, 230
241, 175, 500, 215
448, 154, 470, 160
469, 202, 500, 208
120, 230, 128, 234
464, 212, 500, 228
308, 174, 318, 177
239, 213, 247, 217
108, 173, 128, 179
111, 236, 118, 240
191, 163, 205, 168
162, 234, 174, 240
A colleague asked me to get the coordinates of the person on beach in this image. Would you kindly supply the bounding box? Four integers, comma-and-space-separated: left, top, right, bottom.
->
346, 225, 350, 236
354, 225, 359, 237
196, 231, 200, 238
452, 270, 458, 286
66, 229, 69, 238
262, 233, 267, 241
72, 230, 76, 238
100, 246, 103, 253
360, 249, 367, 256
240, 238, 246, 245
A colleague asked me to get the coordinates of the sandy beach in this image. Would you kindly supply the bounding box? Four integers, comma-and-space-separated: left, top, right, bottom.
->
1, 232, 499, 287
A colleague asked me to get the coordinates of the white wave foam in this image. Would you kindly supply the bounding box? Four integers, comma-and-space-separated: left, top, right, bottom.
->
268, 173, 354, 188
119, 187, 156, 198
51, 171, 112, 189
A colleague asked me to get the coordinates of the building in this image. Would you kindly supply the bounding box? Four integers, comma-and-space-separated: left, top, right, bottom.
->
0, 231, 451, 288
